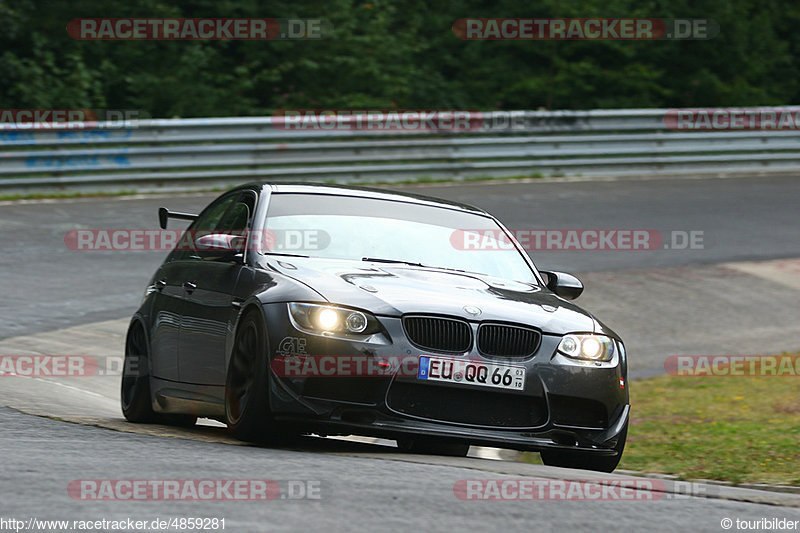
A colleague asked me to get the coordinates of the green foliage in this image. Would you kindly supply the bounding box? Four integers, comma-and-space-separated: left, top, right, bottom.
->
1, 0, 798, 115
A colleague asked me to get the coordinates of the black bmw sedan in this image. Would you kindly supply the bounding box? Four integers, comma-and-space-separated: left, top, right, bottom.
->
122, 183, 629, 472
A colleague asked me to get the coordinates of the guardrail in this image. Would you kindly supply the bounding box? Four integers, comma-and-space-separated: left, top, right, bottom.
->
1, 108, 799, 193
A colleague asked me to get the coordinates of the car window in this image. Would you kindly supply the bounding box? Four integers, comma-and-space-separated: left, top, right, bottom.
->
167, 193, 239, 261
217, 192, 255, 235
195, 194, 240, 232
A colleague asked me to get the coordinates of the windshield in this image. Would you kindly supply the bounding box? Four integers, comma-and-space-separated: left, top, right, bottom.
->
264, 193, 538, 284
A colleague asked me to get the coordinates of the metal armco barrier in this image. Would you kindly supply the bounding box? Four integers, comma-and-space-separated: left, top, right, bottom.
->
1, 108, 799, 193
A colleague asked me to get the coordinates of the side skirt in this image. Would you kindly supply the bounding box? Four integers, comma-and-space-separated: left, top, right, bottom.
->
150, 376, 226, 418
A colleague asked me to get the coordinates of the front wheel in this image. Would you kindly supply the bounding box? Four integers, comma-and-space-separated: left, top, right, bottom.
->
540, 423, 627, 472
225, 311, 284, 444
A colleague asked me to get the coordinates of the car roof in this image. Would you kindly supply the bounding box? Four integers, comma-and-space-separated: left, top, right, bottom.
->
239, 181, 487, 214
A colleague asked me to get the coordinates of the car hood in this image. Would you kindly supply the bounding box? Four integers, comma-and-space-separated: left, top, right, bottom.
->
262, 257, 597, 335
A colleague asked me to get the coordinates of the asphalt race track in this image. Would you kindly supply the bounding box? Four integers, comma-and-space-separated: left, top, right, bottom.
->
1, 174, 799, 531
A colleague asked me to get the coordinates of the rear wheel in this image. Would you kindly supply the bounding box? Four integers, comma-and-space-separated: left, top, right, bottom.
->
121, 322, 196, 427
396, 436, 470, 457
540, 423, 627, 473
225, 311, 284, 444
121, 322, 156, 422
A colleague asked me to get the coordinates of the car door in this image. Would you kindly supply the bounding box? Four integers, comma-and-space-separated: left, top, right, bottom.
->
150, 199, 236, 383
148, 261, 186, 381
178, 191, 258, 386
150, 192, 238, 384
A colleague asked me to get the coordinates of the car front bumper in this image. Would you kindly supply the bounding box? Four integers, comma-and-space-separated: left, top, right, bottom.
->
263, 302, 630, 454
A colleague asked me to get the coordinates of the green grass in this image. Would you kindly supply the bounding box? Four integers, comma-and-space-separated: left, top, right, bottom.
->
524, 358, 800, 486
0, 188, 227, 202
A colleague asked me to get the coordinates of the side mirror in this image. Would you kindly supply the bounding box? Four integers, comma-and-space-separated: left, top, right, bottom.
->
540, 270, 584, 300
193, 233, 245, 261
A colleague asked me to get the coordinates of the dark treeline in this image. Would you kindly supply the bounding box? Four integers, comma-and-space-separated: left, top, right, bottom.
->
1, 0, 798, 117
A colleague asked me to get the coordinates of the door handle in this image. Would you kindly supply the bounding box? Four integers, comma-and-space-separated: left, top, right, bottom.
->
183, 281, 197, 292
155, 279, 167, 291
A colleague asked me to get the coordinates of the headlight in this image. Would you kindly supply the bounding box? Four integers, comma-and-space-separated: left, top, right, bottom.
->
557, 334, 614, 362
288, 303, 378, 336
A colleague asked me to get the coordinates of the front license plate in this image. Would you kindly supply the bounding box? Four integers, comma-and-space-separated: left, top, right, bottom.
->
417, 356, 525, 391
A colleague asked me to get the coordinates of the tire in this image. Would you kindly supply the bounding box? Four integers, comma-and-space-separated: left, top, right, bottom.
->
396, 436, 470, 457
225, 310, 283, 444
121, 321, 196, 427
540, 423, 627, 473
121, 322, 158, 423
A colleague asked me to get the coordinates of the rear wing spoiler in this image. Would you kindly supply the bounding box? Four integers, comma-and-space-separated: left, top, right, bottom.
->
158, 207, 198, 229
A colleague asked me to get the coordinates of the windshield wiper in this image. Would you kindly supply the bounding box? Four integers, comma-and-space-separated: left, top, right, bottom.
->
265, 252, 311, 258
362, 257, 425, 267
362, 257, 487, 276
